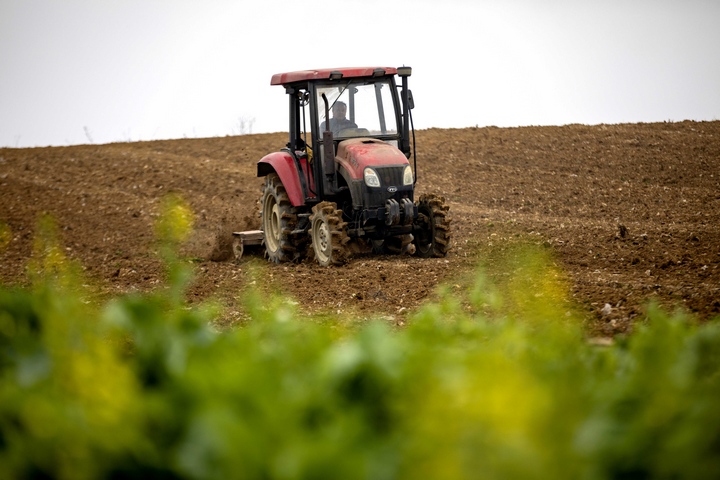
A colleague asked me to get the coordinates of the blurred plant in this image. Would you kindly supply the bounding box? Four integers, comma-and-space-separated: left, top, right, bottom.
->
154, 193, 195, 301
0, 212, 719, 479
0, 215, 145, 479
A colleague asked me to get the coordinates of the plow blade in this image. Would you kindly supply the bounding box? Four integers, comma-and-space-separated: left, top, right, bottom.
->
232, 230, 264, 260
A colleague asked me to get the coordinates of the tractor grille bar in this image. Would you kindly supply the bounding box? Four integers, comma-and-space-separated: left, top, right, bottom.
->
376, 166, 405, 186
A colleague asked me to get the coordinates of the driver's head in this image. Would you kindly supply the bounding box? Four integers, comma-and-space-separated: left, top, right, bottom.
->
332, 101, 347, 119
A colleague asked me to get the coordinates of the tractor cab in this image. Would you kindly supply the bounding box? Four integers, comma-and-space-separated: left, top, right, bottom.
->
256, 66, 450, 266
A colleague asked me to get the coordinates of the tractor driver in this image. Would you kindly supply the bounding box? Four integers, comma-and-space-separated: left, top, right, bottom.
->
320, 101, 357, 135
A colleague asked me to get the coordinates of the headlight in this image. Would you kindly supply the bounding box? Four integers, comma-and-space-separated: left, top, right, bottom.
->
364, 167, 380, 187
403, 165, 413, 185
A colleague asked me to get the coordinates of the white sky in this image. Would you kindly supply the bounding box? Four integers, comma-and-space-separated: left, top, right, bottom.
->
1, 0, 719, 147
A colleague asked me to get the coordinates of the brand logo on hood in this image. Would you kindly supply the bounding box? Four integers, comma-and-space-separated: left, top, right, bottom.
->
387, 186, 398, 193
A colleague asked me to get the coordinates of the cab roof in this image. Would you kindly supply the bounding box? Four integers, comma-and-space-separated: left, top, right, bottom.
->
271, 67, 398, 86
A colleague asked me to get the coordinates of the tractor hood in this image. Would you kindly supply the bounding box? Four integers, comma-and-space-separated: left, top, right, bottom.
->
335, 138, 409, 179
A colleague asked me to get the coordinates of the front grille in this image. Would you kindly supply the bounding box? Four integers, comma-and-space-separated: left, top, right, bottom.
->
376, 166, 405, 186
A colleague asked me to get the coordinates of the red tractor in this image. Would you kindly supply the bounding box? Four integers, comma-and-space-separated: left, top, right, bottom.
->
257, 66, 450, 266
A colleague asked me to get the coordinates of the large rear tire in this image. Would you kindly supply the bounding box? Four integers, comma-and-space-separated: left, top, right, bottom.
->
261, 174, 300, 263
310, 201, 350, 267
413, 194, 451, 258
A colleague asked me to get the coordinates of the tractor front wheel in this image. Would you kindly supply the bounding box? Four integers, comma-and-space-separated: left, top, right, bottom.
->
413, 194, 451, 258
310, 201, 350, 267
261, 173, 300, 263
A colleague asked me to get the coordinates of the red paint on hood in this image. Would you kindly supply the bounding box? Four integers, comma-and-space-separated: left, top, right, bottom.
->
336, 138, 408, 179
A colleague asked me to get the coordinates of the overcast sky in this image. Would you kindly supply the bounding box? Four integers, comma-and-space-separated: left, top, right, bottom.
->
1, 0, 718, 148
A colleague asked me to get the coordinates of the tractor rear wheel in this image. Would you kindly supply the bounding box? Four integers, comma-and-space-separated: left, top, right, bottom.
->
261, 173, 301, 263
310, 201, 350, 267
413, 194, 451, 258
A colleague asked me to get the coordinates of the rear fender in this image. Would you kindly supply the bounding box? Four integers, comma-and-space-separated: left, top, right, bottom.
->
257, 151, 305, 206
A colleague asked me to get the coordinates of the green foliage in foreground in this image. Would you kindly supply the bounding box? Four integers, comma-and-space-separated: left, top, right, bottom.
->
1, 210, 719, 479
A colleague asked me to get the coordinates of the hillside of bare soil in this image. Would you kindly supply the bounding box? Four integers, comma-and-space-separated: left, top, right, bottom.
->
1, 121, 719, 336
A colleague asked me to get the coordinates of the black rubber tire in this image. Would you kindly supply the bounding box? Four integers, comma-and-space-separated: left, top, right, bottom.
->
261, 174, 299, 263
413, 194, 451, 258
310, 201, 350, 267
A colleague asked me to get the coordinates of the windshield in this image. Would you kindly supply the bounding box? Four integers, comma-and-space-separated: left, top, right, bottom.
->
316, 80, 398, 139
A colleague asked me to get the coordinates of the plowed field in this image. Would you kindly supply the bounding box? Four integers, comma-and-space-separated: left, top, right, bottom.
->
2, 121, 718, 336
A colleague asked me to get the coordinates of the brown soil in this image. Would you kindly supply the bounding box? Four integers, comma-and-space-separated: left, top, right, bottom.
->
1, 121, 719, 336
